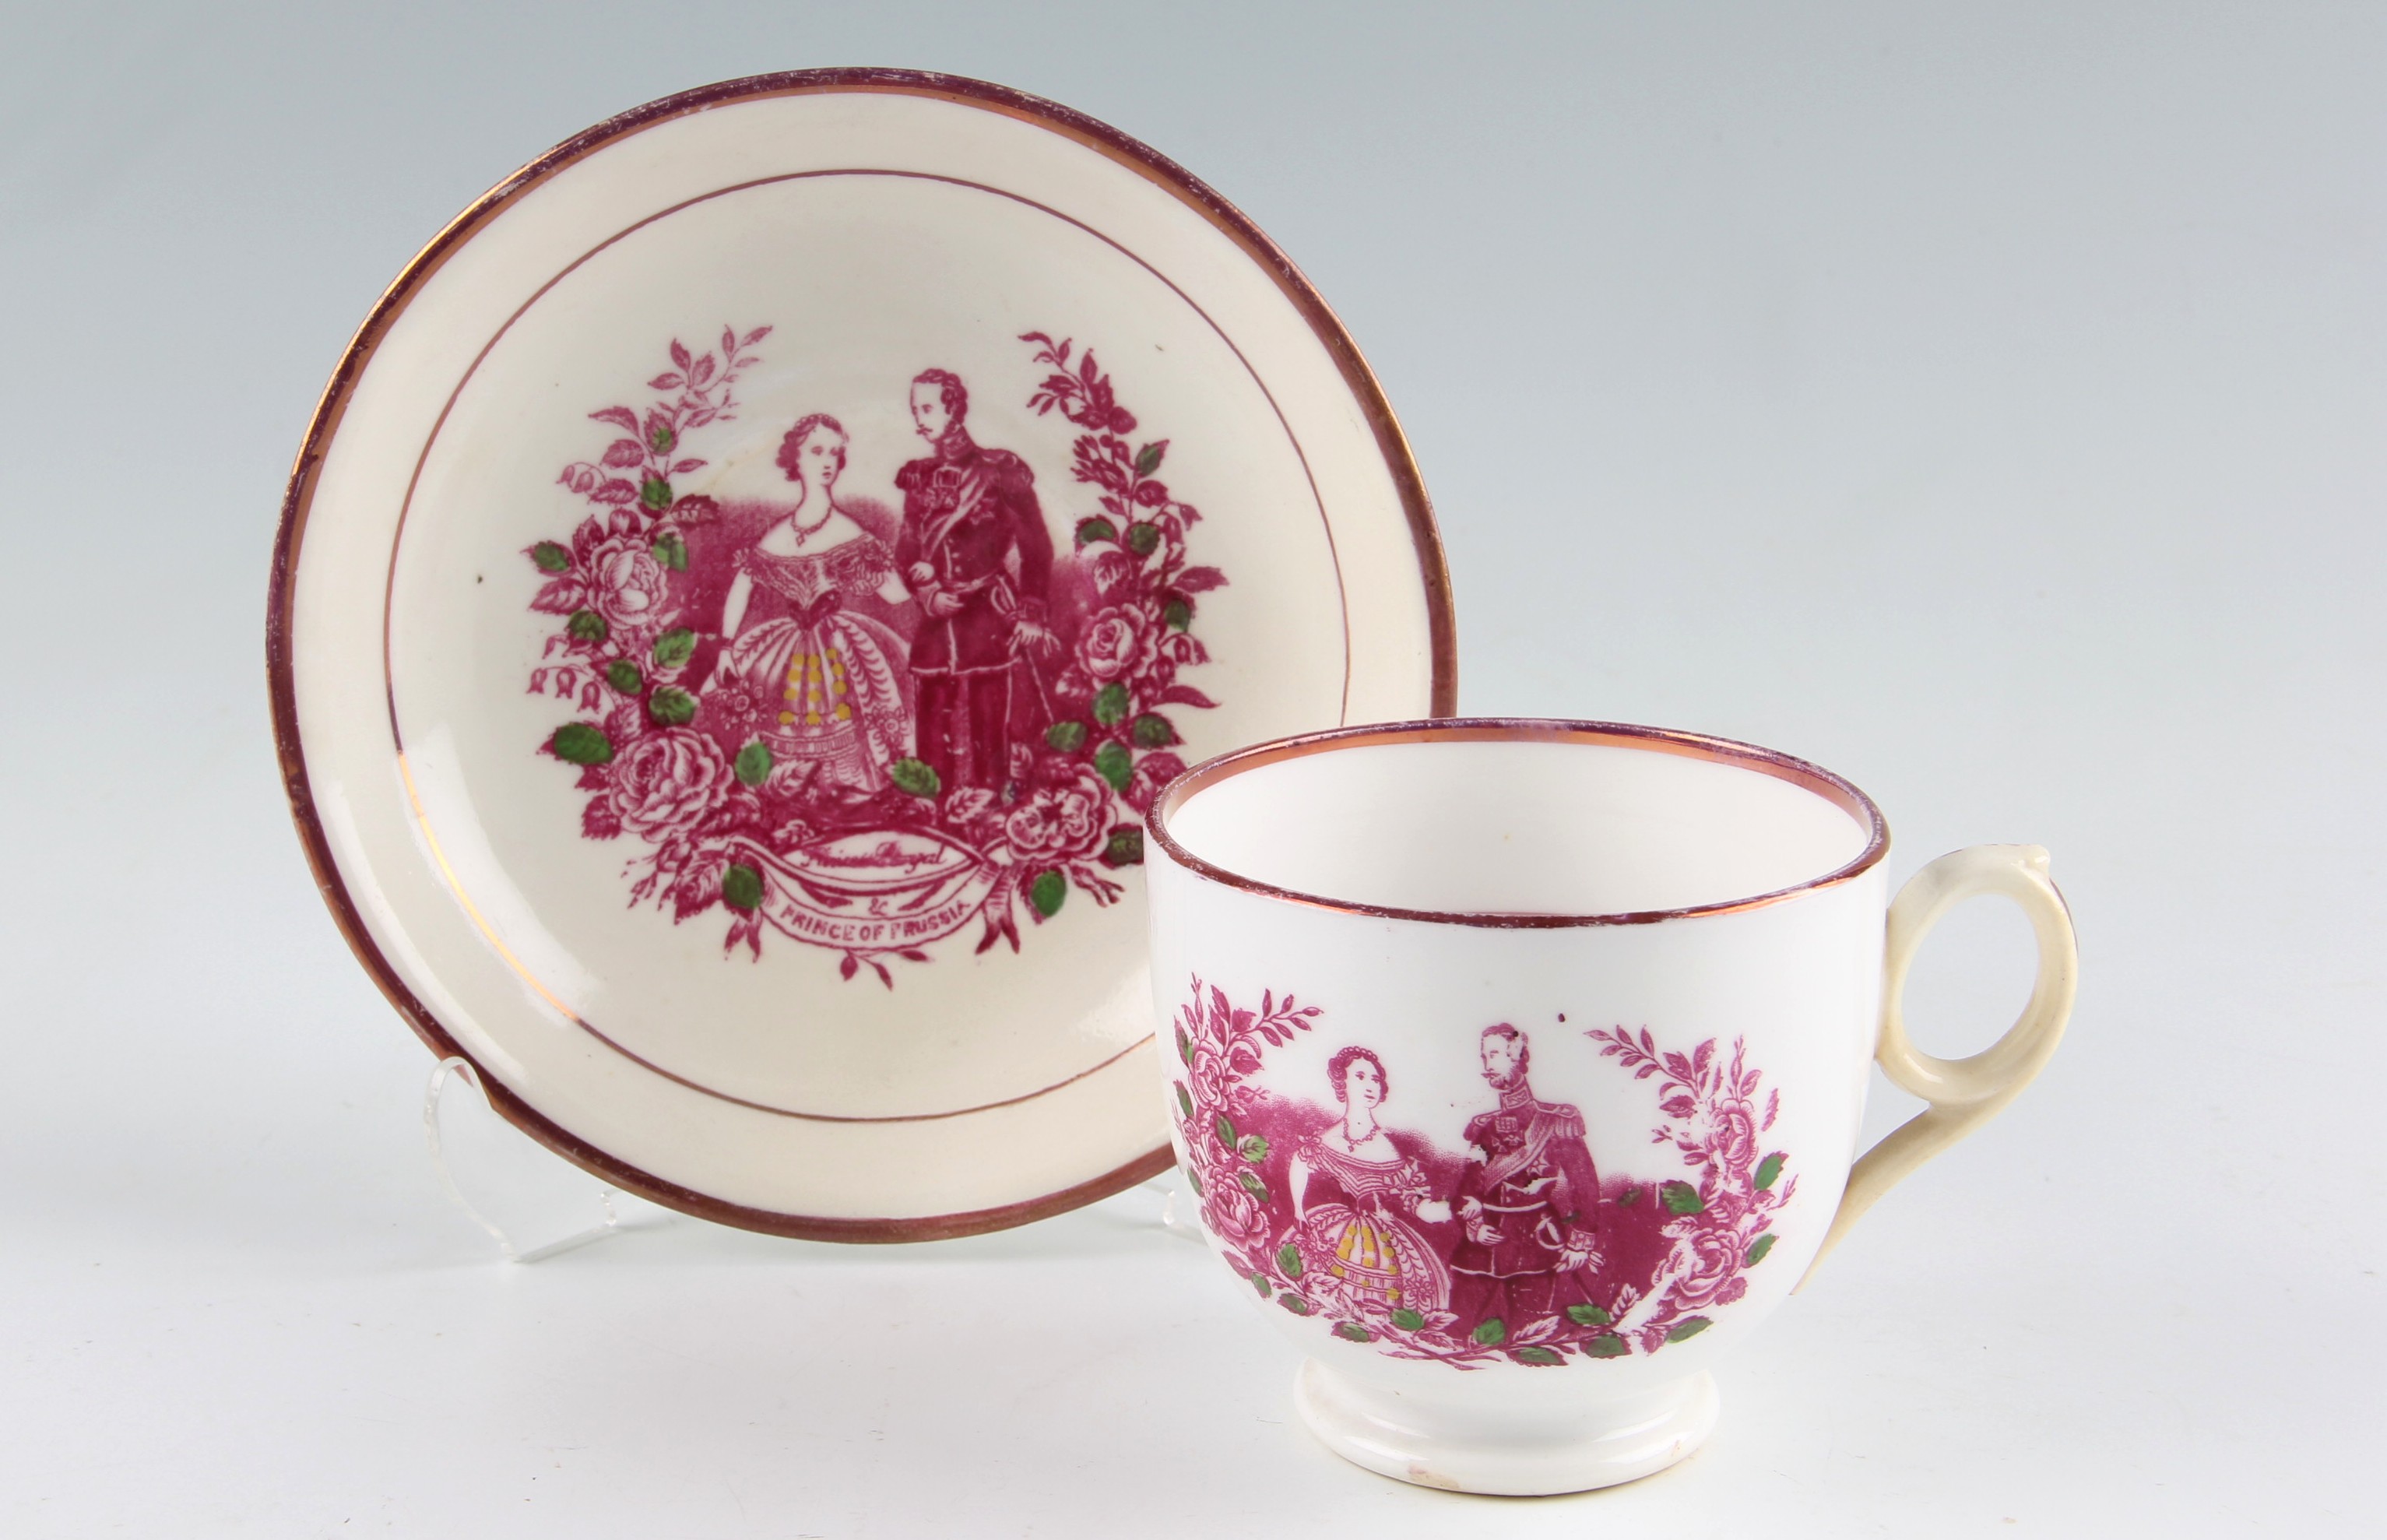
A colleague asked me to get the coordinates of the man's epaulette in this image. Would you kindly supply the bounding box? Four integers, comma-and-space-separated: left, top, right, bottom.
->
979, 446, 1034, 483
894, 458, 934, 492
1538, 1102, 1587, 1139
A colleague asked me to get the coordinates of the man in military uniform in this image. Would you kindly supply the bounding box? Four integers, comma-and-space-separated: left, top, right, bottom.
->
1449, 1023, 1605, 1337
893, 367, 1057, 794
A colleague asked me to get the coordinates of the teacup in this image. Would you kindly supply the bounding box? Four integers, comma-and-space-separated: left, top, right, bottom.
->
1144, 719, 2076, 1495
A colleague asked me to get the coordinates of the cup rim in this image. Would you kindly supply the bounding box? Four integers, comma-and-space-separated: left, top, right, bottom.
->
1145, 717, 1891, 928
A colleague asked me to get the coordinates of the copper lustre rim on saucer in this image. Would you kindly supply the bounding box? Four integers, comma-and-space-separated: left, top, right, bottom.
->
269, 69, 1456, 1241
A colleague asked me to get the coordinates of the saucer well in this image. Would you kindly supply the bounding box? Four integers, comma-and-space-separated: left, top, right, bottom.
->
269, 70, 1454, 1239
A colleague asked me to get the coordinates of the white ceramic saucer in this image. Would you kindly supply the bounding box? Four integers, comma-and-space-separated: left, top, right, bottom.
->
269, 70, 1454, 1239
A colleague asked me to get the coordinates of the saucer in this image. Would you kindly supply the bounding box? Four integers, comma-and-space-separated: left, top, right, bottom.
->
268, 71, 1454, 1239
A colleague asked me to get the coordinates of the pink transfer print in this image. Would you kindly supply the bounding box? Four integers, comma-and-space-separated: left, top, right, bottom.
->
1169, 979, 1797, 1366
524, 328, 1227, 981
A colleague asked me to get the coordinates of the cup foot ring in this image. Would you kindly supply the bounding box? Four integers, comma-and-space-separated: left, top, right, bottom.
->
1292, 1359, 1719, 1496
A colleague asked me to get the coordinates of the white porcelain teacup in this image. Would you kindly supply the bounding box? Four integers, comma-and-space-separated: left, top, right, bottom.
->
1145, 719, 2076, 1495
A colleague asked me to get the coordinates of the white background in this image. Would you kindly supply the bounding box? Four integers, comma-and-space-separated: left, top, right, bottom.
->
3, 3, 2380, 1535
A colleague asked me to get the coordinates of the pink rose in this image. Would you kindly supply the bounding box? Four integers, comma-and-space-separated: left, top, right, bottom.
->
1665, 1221, 1749, 1311
591, 536, 676, 631
670, 844, 732, 919
1004, 764, 1113, 865
1076, 604, 1158, 683
1712, 1102, 1759, 1171
609, 728, 729, 840
1197, 1156, 1274, 1250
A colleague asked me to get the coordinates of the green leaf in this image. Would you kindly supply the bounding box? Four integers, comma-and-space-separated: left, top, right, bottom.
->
1174, 1082, 1192, 1116
1584, 1333, 1630, 1359
649, 423, 674, 453
651, 533, 687, 571
1029, 869, 1066, 917
1239, 1134, 1270, 1164
604, 659, 642, 694
1276, 1243, 1302, 1278
648, 686, 697, 726
1277, 1294, 1311, 1316
1471, 1317, 1506, 1347
1665, 1317, 1713, 1343
734, 742, 772, 787
549, 723, 613, 765
1092, 683, 1130, 726
1512, 1346, 1563, 1366
1746, 1232, 1777, 1266
1236, 1170, 1267, 1201
639, 477, 672, 510
1130, 712, 1178, 749
1388, 1308, 1426, 1333
1046, 719, 1088, 753
1102, 826, 1144, 867
721, 863, 762, 910
530, 540, 570, 572
652, 628, 696, 668
1163, 598, 1192, 631
1074, 516, 1117, 548
1335, 1322, 1373, 1344
1251, 1273, 1271, 1298
1619, 1186, 1641, 1206
1755, 1153, 1785, 1191
1175, 1026, 1193, 1065
1092, 740, 1133, 792
1213, 1113, 1237, 1148
566, 609, 608, 644
1566, 1303, 1612, 1328
1124, 522, 1162, 557
1134, 441, 1165, 476
889, 758, 941, 798
1660, 1180, 1705, 1215
1183, 1166, 1202, 1197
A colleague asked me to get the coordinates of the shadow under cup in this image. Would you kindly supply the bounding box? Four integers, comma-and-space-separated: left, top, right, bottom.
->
1144, 720, 1897, 1496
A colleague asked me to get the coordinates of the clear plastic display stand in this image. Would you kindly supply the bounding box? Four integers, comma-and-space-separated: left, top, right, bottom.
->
424, 1057, 621, 1263
425, 1057, 1199, 1263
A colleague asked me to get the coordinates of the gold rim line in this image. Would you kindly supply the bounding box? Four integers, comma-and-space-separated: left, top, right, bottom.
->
377, 165, 1356, 754
397, 751, 1155, 1124
375, 166, 1333, 1123
265, 68, 1458, 1240
1148, 718, 1892, 929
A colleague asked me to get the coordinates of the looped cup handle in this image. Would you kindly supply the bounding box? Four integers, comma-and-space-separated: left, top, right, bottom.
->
1797, 844, 2078, 1291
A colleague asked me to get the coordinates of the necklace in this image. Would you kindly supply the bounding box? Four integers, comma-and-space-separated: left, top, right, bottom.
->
788, 498, 835, 545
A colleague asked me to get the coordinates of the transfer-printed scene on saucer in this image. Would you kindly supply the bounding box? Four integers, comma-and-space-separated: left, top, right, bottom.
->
1171, 980, 1796, 1368
526, 325, 1222, 985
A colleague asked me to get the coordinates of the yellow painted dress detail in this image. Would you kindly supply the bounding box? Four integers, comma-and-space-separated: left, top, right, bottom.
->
719, 536, 910, 793
1295, 1137, 1452, 1315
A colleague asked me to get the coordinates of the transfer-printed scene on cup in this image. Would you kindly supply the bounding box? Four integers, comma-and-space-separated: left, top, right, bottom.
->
1171, 979, 1796, 1367
523, 325, 1223, 984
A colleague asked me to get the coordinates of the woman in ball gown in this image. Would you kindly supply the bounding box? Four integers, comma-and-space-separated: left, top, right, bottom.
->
1287, 1046, 1454, 1317
711, 413, 914, 794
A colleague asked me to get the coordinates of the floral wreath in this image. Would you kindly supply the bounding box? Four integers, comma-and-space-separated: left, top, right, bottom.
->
522, 328, 1224, 983
1170, 979, 1796, 1367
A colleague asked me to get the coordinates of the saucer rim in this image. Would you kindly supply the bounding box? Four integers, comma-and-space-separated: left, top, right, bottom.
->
265, 68, 1456, 1241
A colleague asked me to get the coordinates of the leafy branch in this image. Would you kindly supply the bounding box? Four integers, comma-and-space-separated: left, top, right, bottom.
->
558, 325, 771, 515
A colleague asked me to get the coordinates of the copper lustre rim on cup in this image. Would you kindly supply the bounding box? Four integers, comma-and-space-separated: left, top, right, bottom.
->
1146, 718, 1891, 928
